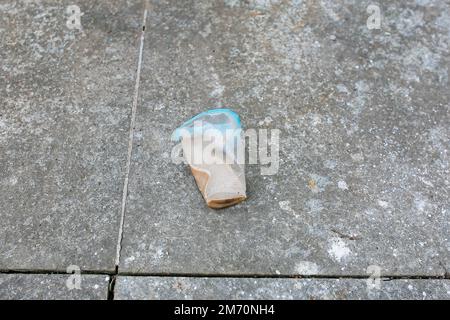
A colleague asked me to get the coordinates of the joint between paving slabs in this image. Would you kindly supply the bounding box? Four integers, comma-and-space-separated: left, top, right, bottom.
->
0, 269, 447, 301
107, 266, 119, 300
114, 5, 148, 273
0, 270, 447, 280
113, 271, 450, 280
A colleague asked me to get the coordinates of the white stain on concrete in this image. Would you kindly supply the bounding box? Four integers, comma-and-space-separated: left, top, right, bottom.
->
306, 198, 323, 213
309, 113, 322, 126
337, 180, 348, 190
258, 116, 273, 126
9, 176, 18, 185
351, 153, 364, 162
154, 103, 166, 111
124, 256, 135, 265
323, 159, 337, 169
328, 238, 351, 262
279, 200, 298, 217
377, 200, 389, 208
415, 197, 427, 213
295, 261, 320, 275
336, 83, 349, 94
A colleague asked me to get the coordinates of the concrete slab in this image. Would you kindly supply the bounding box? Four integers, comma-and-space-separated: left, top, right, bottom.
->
120, 0, 449, 275
0, 274, 109, 300
0, 0, 144, 271
114, 276, 450, 300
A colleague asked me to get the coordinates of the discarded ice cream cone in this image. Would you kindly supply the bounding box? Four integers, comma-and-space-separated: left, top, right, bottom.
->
191, 165, 246, 208
172, 109, 247, 209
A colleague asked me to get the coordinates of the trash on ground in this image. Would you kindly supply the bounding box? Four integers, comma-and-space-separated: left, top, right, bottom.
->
172, 109, 247, 209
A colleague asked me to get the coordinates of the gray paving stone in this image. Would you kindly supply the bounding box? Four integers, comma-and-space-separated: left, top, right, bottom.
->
0, 0, 144, 271
120, 0, 449, 275
0, 274, 109, 300
114, 276, 450, 300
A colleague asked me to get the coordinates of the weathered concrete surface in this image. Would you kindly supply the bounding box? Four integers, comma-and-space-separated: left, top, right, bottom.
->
114, 276, 450, 300
120, 0, 449, 276
0, 274, 109, 300
0, 0, 143, 271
